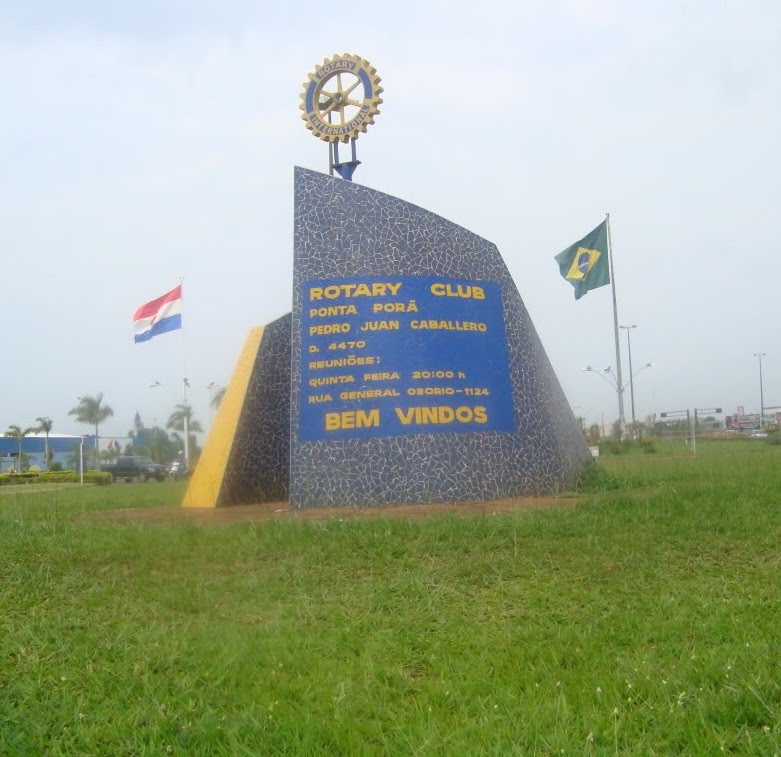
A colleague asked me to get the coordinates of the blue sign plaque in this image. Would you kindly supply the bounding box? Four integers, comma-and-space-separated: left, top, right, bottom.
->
299, 276, 515, 441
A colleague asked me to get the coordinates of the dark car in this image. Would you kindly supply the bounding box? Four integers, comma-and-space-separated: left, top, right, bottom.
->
104, 456, 166, 482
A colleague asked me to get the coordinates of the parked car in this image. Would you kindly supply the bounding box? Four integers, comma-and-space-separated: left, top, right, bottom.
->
104, 456, 166, 482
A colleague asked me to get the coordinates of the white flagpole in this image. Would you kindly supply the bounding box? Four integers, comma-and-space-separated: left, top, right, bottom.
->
180, 278, 190, 468
606, 213, 626, 434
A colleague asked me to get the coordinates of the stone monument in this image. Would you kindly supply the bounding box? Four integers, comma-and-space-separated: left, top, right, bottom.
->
183, 54, 589, 509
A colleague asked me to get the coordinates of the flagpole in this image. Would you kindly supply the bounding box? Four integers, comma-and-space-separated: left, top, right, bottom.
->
180, 277, 190, 469
606, 213, 626, 434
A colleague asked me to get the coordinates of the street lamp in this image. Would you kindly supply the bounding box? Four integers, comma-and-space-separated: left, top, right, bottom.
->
754, 352, 766, 429
207, 381, 220, 421
583, 366, 621, 437
620, 325, 637, 426
582, 362, 654, 436
582, 365, 619, 390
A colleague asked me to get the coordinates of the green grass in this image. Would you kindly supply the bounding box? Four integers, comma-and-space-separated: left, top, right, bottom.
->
1, 441, 780, 753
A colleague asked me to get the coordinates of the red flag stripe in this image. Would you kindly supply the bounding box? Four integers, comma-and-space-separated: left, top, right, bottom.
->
133, 285, 182, 322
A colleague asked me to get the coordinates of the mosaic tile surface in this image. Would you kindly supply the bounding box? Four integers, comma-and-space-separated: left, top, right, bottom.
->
291, 167, 589, 507
220, 313, 291, 504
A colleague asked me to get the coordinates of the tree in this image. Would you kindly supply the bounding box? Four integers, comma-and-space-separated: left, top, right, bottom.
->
35, 416, 53, 471
69, 393, 114, 470
167, 405, 203, 467
211, 386, 226, 409
627, 420, 645, 440
166, 404, 203, 435
129, 425, 178, 465
4, 424, 35, 472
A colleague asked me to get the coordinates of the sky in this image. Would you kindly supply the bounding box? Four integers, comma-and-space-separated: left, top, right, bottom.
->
2, 0, 779, 441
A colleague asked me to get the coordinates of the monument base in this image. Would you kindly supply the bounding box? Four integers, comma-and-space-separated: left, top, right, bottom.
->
183, 314, 291, 508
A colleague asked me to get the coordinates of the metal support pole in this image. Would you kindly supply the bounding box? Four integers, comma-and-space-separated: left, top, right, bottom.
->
754, 352, 766, 429
688, 410, 695, 454
327, 109, 335, 175
606, 214, 626, 434
627, 331, 636, 426
620, 324, 637, 434
183, 378, 190, 469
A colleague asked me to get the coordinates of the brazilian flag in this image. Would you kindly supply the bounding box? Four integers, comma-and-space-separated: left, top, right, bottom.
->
555, 220, 610, 300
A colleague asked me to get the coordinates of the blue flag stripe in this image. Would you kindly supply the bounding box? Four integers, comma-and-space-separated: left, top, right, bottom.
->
134, 314, 182, 343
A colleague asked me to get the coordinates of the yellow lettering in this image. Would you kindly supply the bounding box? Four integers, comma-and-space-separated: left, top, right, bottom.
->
324, 409, 380, 431
306, 282, 403, 301
421, 406, 440, 424
455, 406, 472, 422
395, 407, 415, 425
309, 323, 351, 336
358, 409, 380, 428
429, 282, 486, 300
392, 405, 488, 426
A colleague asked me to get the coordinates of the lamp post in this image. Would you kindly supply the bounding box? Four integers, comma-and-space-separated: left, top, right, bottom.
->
754, 353, 766, 429
583, 366, 618, 390
620, 325, 637, 428
207, 381, 221, 425
79, 435, 88, 485
182, 377, 191, 468
583, 365, 621, 437
583, 362, 654, 437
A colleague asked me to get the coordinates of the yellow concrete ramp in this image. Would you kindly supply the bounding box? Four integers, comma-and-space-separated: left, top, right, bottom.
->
182, 327, 264, 508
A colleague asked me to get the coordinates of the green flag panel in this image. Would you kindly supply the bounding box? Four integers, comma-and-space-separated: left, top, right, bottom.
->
554, 220, 610, 300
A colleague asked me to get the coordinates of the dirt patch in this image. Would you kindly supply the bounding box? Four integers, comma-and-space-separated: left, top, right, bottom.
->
93, 495, 576, 527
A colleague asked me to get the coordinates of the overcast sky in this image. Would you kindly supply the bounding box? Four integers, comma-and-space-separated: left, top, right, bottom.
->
2, 0, 779, 440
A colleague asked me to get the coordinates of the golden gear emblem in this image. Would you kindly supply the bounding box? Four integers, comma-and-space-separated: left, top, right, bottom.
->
300, 53, 383, 143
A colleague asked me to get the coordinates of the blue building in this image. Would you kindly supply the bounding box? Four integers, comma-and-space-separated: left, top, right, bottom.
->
0, 434, 96, 473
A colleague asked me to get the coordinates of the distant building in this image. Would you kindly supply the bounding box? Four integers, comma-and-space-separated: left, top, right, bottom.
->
726, 413, 761, 431
0, 434, 96, 472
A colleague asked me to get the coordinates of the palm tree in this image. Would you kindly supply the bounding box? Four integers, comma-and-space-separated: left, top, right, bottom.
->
166, 404, 203, 469
36, 416, 53, 471
210, 386, 226, 409
69, 393, 114, 470
4, 424, 35, 472
166, 404, 204, 434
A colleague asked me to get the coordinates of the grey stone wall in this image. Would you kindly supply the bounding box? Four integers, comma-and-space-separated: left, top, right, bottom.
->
290, 167, 589, 507
220, 313, 291, 505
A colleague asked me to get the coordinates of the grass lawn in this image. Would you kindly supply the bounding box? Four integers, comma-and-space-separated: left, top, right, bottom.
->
1, 440, 780, 753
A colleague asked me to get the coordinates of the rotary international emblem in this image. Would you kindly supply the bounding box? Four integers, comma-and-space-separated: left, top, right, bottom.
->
300, 54, 383, 143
